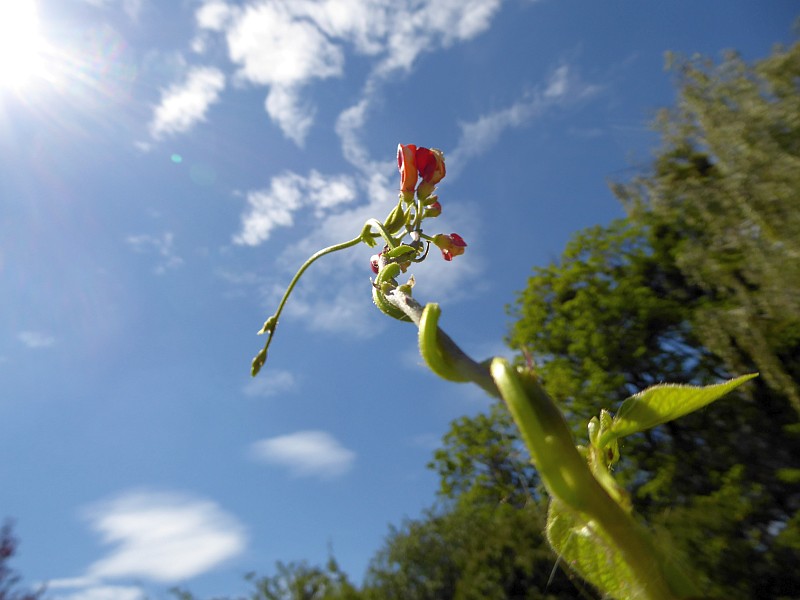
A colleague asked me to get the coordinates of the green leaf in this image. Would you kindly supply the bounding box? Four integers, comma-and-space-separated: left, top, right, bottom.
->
385, 244, 416, 259
547, 500, 642, 600
599, 373, 758, 447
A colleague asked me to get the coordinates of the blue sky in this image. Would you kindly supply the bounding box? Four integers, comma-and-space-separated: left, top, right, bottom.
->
0, 1, 796, 599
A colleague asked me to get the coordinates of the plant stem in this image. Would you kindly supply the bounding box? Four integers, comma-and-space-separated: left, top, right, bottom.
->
384, 291, 499, 397
386, 291, 700, 599
253, 235, 363, 374
492, 359, 700, 599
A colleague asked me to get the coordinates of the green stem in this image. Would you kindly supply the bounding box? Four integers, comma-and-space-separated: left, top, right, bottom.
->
384, 291, 499, 397
490, 359, 696, 600
252, 235, 362, 376
390, 295, 701, 599
363, 218, 400, 249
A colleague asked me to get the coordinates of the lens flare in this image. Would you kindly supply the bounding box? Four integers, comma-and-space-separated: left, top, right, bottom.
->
0, 0, 48, 90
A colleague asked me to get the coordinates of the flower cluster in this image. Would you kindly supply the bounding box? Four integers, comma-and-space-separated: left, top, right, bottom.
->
369, 144, 467, 271
252, 143, 469, 376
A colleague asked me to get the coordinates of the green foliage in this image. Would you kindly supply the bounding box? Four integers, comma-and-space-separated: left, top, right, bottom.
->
599, 373, 758, 446
242, 559, 361, 600
171, 558, 361, 600
429, 401, 539, 506
506, 39, 800, 598
616, 42, 800, 414
363, 501, 581, 600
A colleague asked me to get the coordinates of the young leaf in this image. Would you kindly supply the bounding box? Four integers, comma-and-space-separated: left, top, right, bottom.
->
547, 500, 642, 600
599, 373, 758, 448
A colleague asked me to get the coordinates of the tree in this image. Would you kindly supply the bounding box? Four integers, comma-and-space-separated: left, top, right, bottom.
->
614, 41, 800, 415
362, 500, 584, 600
429, 401, 540, 508
504, 41, 800, 598
0, 521, 44, 600
171, 558, 361, 600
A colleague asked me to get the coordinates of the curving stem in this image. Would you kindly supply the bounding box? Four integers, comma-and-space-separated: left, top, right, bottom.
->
386, 289, 699, 600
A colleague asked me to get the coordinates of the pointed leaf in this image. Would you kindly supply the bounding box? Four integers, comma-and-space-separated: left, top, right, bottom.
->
599, 374, 757, 447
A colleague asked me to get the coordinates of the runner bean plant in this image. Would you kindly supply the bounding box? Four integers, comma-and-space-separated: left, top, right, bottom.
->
250, 143, 756, 600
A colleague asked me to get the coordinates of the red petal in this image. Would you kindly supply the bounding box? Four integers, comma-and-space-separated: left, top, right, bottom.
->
449, 233, 467, 247
415, 147, 436, 181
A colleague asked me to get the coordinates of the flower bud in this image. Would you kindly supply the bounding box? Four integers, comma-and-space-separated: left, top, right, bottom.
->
425, 200, 442, 218
432, 233, 467, 261
370, 253, 382, 274
257, 315, 278, 335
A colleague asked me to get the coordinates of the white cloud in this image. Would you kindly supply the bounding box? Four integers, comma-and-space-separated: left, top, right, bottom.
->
220, 1, 345, 144
249, 430, 356, 478
233, 170, 356, 246
125, 232, 183, 274
18, 330, 56, 348
264, 85, 315, 146
225, 3, 344, 87
376, 0, 502, 75
447, 64, 601, 177
148, 66, 225, 140
334, 96, 376, 173
83, 490, 246, 582
196, 0, 235, 31
242, 368, 295, 397
188, 0, 504, 145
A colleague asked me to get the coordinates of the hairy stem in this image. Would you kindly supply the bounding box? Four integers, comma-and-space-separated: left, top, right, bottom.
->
384, 290, 499, 397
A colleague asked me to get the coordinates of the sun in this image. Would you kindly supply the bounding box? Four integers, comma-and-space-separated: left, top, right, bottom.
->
0, 0, 47, 90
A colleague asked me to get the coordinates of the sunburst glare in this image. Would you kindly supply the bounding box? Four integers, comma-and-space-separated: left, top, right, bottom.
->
0, 0, 48, 90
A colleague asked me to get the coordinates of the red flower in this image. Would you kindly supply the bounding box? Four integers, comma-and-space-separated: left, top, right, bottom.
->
433, 233, 467, 261
415, 147, 446, 185
415, 147, 445, 200
397, 144, 418, 197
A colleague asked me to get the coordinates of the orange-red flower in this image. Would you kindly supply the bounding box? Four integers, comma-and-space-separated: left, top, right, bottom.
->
397, 144, 418, 198
415, 147, 445, 200
433, 233, 467, 261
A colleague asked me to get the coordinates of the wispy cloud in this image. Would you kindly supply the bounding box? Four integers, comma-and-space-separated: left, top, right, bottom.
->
374, 0, 502, 76
242, 368, 295, 397
18, 331, 56, 349
233, 170, 356, 246
447, 64, 601, 177
148, 66, 225, 140
49, 491, 245, 600
82, 490, 246, 582
125, 232, 183, 274
249, 430, 356, 479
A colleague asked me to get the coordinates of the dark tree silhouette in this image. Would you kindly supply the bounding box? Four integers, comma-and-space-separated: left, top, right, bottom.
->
0, 521, 44, 600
